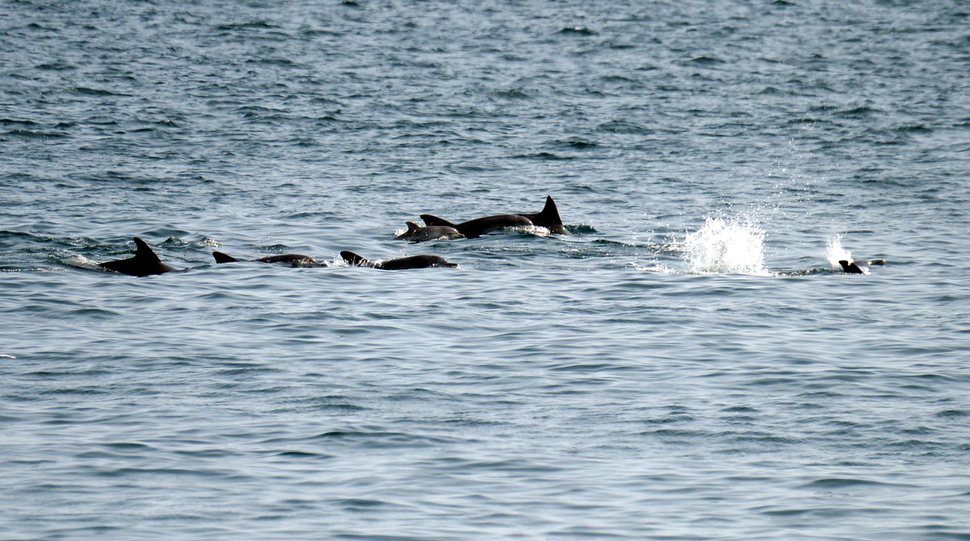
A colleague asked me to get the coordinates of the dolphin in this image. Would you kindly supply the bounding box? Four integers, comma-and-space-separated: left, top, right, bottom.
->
420, 195, 570, 238
394, 221, 465, 242
839, 259, 886, 275
213, 251, 329, 267
517, 195, 570, 235
99, 237, 181, 277
419, 213, 532, 239
341, 251, 458, 270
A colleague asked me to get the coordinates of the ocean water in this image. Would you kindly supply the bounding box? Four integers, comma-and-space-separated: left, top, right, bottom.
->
3, 0, 970, 538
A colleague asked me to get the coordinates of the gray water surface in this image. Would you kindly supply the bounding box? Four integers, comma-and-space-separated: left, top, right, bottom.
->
3, 0, 970, 538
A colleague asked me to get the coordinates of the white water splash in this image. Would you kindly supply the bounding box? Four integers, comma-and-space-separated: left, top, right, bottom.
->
826, 234, 853, 270
684, 217, 769, 275
519, 225, 552, 236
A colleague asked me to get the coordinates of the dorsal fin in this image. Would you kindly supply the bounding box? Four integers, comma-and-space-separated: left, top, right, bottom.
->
516, 196, 569, 234
536, 196, 562, 225
133, 237, 162, 264
839, 260, 865, 274
406, 221, 420, 232
340, 251, 371, 267
420, 214, 457, 228
212, 251, 240, 264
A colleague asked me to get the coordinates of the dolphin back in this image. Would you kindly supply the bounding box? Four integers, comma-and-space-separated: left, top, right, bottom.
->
378, 255, 458, 270
420, 215, 458, 228
100, 237, 179, 276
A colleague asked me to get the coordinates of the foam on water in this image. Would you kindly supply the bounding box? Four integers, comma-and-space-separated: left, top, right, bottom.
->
517, 225, 552, 237
683, 217, 769, 276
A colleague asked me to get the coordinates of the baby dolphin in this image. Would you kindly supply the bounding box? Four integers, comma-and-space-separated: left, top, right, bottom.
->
99, 237, 181, 277
395, 221, 464, 242
213, 251, 329, 267
839, 259, 886, 275
341, 251, 458, 270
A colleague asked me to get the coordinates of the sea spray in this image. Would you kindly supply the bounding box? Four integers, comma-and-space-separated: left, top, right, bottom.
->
826, 234, 853, 270
684, 217, 769, 275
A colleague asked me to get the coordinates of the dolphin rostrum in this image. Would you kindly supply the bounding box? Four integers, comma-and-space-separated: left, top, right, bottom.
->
340, 251, 458, 270
99, 237, 181, 277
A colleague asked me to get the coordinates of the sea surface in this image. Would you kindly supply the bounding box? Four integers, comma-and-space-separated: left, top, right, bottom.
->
3, 0, 970, 539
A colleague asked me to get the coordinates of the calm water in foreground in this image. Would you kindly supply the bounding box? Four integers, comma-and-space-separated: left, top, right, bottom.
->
3, 0, 970, 538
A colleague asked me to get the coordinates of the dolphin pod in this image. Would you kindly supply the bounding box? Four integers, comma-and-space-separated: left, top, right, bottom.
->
99, 239, 457, 276
93, 196, 885, 277
97, 195, 569, 275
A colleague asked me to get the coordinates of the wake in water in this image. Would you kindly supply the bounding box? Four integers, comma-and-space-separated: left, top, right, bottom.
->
683, 217, 770, 276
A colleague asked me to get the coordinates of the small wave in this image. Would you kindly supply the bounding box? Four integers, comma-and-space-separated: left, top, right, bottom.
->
632, 261, 673, 273
836, 106, 880, 118
0, 118, 38, 126
513, 225, 552, 237
683, 217, 769, 275
216, 21, 275, 31
490, 88, 530, 99
556, 138, 598, 149
569, 224, 598, 235
778, 268, 839, 277
686, 55, 724, 65
596, 119, 650, 134
893, 124, 933, 134
36, 61, 76, 71
802, 477, 897, 489
71, 87, 127, 97
4, 129, 68, 139
197, 237, 221, 248
512, 151, 573, 161
61, 254, 107, 273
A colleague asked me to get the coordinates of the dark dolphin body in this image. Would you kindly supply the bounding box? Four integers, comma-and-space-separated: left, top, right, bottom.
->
839, 259, 886, 274
99, 237, 181, 277
341, 251, 458, 270
213, 251, 329, 267
420, 195, 570, 239
420, 213, 532, 239
395, 222, 464, 242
